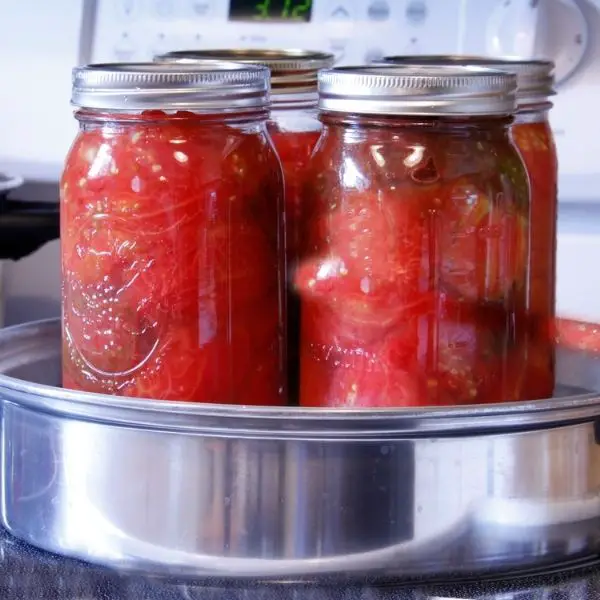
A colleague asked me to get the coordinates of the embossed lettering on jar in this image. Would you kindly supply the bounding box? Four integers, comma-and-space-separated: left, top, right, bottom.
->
61, 62, 285, 404
380, 55, 559, 400
155, 49, 335, 404
297, 65, 531, 408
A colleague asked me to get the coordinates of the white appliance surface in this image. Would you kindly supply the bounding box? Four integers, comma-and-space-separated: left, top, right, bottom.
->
0, 0, 598, 324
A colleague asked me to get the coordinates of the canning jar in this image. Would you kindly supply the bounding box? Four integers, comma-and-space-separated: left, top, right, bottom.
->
297, 65, 530, 408
509, 62, 557, 399
381, 55, 558, 400
155, 49, 335, 403
61, 62, 286, 405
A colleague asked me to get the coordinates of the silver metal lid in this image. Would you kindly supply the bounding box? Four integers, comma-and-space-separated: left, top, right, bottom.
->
318, 65, 518, 116
71, 61, 270, 113
154, 49, 335, 94
380, 55, 555, 107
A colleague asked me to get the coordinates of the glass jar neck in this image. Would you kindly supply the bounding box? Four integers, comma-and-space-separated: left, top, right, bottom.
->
74, 108, 269, 126
319, 112, 514, 139
514, 103, 551, 125
271, 90, 317, 111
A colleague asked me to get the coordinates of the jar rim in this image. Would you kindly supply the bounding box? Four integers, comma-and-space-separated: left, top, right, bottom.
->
154, 49, 335, 94
71, 61, 270, 113
318, 65, 517, 117
378, 55, 555, 107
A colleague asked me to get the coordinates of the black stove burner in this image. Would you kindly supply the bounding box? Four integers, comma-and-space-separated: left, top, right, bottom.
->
1, 528, 600, 600
0, 175, 59, 261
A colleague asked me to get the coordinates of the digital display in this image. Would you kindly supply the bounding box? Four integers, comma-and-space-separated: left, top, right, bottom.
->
229, 0, 313, 22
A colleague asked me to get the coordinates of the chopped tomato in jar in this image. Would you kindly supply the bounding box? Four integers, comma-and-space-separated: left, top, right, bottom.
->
297, 119, 530, 408
267, 125, 321, 269
61, 105, 285, 404
376, 56, 558, 401
512, 119, 558, 399
296, 65, 531, 408
268, 124, 321, 403
153, 50, 335, 405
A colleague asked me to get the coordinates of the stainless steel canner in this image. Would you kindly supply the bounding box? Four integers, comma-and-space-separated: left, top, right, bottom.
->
1, 319, 600, 581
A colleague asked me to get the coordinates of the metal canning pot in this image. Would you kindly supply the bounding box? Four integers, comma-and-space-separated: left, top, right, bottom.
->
2, 318, 600, 581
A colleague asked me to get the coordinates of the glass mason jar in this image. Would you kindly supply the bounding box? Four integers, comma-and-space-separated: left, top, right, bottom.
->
297, 65, 530, 408
61, 62, 286, 405
380, 55, 558, 401
155, 49, 335, 403
509, 61, 557, 400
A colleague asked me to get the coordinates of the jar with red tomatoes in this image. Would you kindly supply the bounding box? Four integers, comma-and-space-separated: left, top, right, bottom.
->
155, 49, 335, 403
380, 56, 558, 400
61, 62, 286, 405
506, 60, 557, 399
297, 65, 531, 408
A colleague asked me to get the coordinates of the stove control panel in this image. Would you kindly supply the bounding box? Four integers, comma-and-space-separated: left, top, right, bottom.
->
90, 0, 465, 66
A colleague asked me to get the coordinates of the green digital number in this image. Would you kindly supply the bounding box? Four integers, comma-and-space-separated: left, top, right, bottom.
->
255, 0, 271, 18
253, 0, 311, 20
291, 0, 311, 18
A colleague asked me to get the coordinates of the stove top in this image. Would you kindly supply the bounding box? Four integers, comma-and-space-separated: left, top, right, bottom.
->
1, 528, 600, 600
